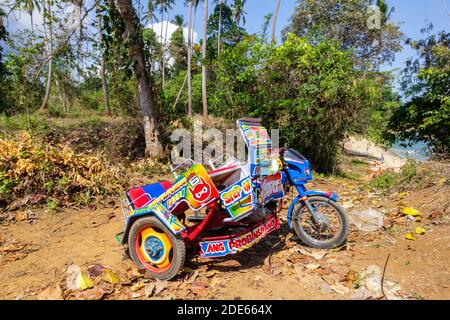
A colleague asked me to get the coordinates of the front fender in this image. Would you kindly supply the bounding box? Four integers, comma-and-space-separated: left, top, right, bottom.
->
286, 191, 339, 229
304, 190, 339, 202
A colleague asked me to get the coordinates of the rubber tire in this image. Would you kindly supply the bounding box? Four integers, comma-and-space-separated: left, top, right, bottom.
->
292, 196, 348, 249
128, 216, 186, 281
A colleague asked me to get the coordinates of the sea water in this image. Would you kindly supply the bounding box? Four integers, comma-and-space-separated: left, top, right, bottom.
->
389, 140, 430, 161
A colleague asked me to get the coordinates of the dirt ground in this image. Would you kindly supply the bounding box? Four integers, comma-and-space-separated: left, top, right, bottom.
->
0, 172, 449, 300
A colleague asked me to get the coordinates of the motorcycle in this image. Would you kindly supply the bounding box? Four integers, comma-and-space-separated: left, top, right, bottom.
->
116, 118, 348, 280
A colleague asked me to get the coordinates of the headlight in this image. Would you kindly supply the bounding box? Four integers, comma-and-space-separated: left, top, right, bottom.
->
270, 158, 282, 173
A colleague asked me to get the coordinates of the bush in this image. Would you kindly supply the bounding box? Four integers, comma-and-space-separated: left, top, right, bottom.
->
0, 132, 126, 210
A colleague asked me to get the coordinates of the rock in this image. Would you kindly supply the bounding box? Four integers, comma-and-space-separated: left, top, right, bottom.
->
37, 283, 63, 300
348, 208, 384, 232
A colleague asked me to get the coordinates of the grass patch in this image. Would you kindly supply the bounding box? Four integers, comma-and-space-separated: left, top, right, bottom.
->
367, 160, 449, 193
350, 159, 370, 168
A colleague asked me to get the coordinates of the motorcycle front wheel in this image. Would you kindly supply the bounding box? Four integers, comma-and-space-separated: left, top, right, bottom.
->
292, 196, 348, 249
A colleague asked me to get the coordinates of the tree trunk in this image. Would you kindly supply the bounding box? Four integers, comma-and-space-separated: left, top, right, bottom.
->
217, 0, 223, 57
173, 72, 188, 110
271, 0, 281, 44
201, 0, 208, 121
96, 1, 111, 116
40, 0, 53, 111
78, 1, 83, 58
30, 10, 34, 44
113, 0, 162, 156
187, 1, 193, 117
162, 8, 171, 91
100, 58, 111, 116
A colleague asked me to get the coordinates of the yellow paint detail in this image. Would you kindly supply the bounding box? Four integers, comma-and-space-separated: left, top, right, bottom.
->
139, 227, 173, 269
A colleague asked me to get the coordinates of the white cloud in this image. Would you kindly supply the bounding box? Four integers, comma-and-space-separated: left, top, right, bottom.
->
148, 20, 198, 44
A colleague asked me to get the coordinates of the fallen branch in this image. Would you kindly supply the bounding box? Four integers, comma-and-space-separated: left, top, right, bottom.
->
381, 252, 391, 300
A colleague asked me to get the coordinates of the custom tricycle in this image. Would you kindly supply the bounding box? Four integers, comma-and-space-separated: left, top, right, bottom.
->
117, 118, 348, 280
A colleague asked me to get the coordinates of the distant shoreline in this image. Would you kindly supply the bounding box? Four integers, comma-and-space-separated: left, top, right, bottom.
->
343, 136, 407, 172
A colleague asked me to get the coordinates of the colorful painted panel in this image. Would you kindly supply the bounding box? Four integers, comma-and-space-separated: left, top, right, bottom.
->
237, 119, 276, 177
261, 172, 285, 204
131, 164, 219, 234
199, 216, 280, 258
219, 177, 255, 220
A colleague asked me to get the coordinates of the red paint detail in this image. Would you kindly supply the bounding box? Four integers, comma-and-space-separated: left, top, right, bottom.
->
188, 177, 211, 202
208, 165, 238, 176
127, 187, 151, 209
160, 180, 172, 190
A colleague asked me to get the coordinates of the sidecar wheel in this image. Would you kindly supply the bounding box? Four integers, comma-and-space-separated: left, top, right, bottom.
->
128, 216, 185, 281
292, 196, 348, 249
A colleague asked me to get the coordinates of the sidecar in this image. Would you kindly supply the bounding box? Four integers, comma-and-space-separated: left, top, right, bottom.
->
117, 118, 285, 280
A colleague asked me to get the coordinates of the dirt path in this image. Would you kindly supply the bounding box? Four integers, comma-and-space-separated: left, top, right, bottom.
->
1, 175, 449, 300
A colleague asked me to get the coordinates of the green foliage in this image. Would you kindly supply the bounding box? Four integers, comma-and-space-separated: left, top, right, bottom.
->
282, 0, 403, 69
367, 160, 448, 193
207, 2, 247, 60
0, 8, 8, 112
386, 30, 450, 155
209, 34, 386, 172
261, 34, 386, 172
169, 26, 187, 76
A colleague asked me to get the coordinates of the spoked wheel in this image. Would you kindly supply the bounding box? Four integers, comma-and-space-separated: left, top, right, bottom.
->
128, 216, 185, 280
292, 196, 348, 249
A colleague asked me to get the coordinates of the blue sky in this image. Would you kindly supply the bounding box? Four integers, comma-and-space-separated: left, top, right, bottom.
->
3, 0, 449, 82
164, 0, 450, 74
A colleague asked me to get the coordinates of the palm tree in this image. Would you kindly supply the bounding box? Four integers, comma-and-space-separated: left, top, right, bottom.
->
214, 0, 226, 57
156, 0, 175, 90
186, 0, 200, 117
186, 0, 193, 117
18, 0, 41, 40
144, 1, 158, 26
232, 0, 246, 26
201, 0, 208, 120
172, 14, 185, 29
271, 0, 281, 44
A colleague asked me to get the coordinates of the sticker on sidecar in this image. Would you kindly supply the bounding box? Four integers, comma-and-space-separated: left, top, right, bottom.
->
199, 216, 280, 258
219, 177, 255, 220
